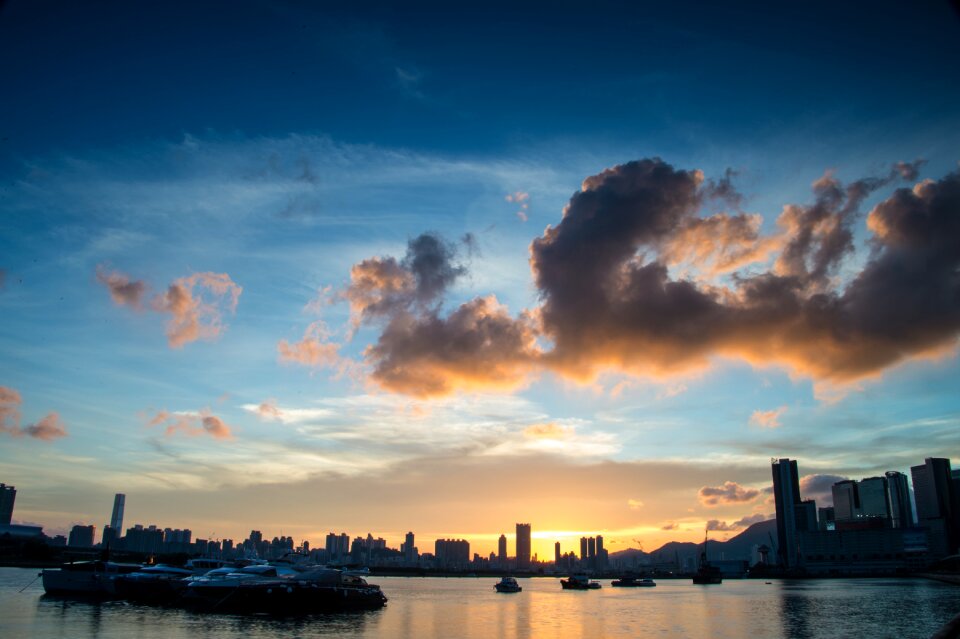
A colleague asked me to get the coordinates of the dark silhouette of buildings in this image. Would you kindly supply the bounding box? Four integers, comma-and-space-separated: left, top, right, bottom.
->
110, 493, 125, 531
434, 538, 470, 568
886, 471, 914, 528
498, 534, 507, 566
68, 524, 96, 547
0, 483, 15, 525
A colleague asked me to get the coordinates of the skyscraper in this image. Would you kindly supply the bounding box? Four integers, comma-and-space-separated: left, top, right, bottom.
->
580, 536, 588, 560
516, 523, 531, 570
110, 493, 125, 532
554, 541, 561, 565
772, 458, 801, 568
0, 483, 15, 525
832, 480, 859, 522
885, 471, 914, 528
858, 477, 889, 519
498, 534, 507, 566
911, 458, 959, 556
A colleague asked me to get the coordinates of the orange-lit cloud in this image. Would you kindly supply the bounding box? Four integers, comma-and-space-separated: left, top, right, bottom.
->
750, 406, 786, 429
698, 481, 760, 506
367, 297, 541, 397
152, 272, 242, 348
0, 386, 67, 441
96, 266, 148, 308
98, 268, 242, 348
255, 399, 283, 421
277, 321, 342, 368
706, 513, 770, 531
148, 408, 234, 440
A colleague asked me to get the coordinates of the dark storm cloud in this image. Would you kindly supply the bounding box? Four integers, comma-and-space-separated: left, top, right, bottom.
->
799, 474, 848, 505
698, 481, 761, 505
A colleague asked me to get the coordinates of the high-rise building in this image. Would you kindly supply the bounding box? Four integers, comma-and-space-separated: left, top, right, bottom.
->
110, 494, 125, 532
587, 536, 596, 559
554, 542, 561, 565
402, 531, 417, 563
434, 539, 470, 567
0, 483, 15, 525
795, 500, 818, 532
885, 471, 914, 528
772, 458, 801, 568
817, 506, 835, 531
516, 523, 531, 570
498, 534, 507, 565
68, 524, 96, 547
580, 537, 588, 560
911, 458, 959, 556
858, 477, 890, 519
832, 480, 860, 522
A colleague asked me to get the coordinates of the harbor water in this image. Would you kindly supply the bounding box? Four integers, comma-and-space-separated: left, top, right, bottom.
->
1, 567, 958, 638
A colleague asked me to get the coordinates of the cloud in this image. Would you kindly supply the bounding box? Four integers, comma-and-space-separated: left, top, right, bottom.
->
96, 266, 148, 308
254, 400, 283, 421
698, 481, 761, 506
628, 499, 644, 509
530, 158, 959, 391
506, 191, 530, 222
0, 387, 67, 441
22, 413, 68, 441
277, 321, 343, 369
750, 406, 787, 429
707, 513, 771, 531
99, 268, 242, 348
365, 296, 542, 397
799, 473, 847, 506
148, 409, 234, 440
661, 522, 679, 531
152, 272, 242, 348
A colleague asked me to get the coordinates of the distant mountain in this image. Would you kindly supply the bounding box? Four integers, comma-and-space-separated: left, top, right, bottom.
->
609, 519, 777, 568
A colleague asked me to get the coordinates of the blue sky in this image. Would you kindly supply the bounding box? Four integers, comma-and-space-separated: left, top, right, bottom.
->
1, 0, 959, 556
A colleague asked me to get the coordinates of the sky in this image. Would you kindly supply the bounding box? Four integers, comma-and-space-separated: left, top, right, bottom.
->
1, 0, 959, 559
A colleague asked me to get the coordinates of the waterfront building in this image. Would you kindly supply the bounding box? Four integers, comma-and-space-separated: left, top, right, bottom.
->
516, 523, 531, 569
110, 493, 125, 531
434, 538, 470, 568
402, 531, 418, 563
885, 471, 914, 528
580, 536, 588, 561
832, 480, 859, 522
818, 507, 835, 531
796, 500, 818, 532
911, 458, 959, 557
498, 534, 507, 566
772, 458, 801, 568
554, 541, 561, 565
859, 477, 890, 519
0, 483, 15, 525
68, 524, 96, 547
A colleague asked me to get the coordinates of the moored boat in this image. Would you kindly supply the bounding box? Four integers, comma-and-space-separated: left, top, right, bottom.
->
494, 576, 522, 593
113, 564, 194, 605
560, 575, 601, 590
41, 560, 143, 597
611, 576, 656, 587
181, 566, 387, 614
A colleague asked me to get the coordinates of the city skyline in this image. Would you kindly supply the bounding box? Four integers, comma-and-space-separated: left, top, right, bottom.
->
1, 1, 960, 558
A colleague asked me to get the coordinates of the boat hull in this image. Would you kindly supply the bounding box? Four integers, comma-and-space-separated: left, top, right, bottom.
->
181, 581, 388, 614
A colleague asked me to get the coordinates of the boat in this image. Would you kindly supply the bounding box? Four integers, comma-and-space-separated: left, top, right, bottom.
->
41, 560, 143, 597
112, 564, 194, 605
181, 566, 387, 614
611, 576, 656, 587
494, 576, 522, 593
692, 530, 723, 585
560, 575, 602, 590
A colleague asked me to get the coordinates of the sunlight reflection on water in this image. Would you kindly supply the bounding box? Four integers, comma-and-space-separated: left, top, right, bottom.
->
2, 569, 958, 639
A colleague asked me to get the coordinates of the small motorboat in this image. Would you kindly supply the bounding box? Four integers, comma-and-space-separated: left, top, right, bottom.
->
495, 576, 522, 593
611, 576, 656, 587
560, 575, 601, 590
